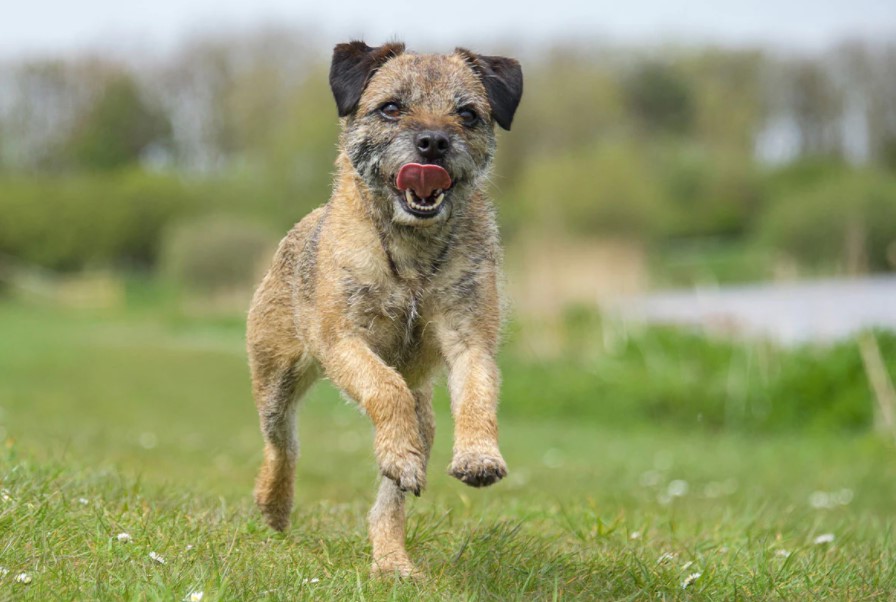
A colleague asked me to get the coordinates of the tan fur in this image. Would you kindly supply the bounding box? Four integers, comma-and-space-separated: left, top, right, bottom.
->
247, 43, 522, 578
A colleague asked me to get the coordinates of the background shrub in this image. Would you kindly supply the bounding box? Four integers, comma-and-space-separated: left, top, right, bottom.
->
759, 170, 896, 271
159, 214, 278, 295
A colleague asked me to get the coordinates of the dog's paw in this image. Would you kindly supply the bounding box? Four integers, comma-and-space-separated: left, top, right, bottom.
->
449, 449, 507, 488
254, 492, 292, 532
376, 437, 427, 496
370, 558, 423, 579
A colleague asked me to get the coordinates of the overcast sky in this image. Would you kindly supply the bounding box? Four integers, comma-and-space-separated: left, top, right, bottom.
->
3, 0, 895, 58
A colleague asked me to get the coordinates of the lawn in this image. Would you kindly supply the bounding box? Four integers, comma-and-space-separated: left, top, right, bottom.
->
1, 299, 895, 600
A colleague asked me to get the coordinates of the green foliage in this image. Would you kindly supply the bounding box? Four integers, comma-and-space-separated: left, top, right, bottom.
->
64, 73, 172, 171
623, 62, 695, 136
501, 307, 894, 434
654, 145, 765, 238
510, 142, 667, 238
0, 171, 200, 271
159, 215, 278, 294
759, 169, 896, 271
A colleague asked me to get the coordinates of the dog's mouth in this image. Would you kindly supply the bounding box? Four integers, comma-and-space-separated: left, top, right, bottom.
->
394, 163, 453, 219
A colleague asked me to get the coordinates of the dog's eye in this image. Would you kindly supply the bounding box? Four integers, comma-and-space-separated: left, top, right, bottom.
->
379, 102, 402, 120
458, 107, 479, 127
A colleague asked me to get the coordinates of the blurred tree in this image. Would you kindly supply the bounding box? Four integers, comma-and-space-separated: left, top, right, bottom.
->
789, 59, 843, 158
64, 72, 172, 171
0, 60, 92, 171
623, 61, 695, 136
834, 41, 896, 169
681, 50, 764, 158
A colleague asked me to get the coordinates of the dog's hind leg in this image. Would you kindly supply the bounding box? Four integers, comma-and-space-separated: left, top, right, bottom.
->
369, 387, 434, 577
250, 353, 317, 532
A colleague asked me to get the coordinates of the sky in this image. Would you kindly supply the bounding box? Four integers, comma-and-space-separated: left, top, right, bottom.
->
2, 0, 895, 58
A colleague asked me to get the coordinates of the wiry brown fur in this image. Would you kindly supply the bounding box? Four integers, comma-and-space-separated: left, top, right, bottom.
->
247, 42, 522, 578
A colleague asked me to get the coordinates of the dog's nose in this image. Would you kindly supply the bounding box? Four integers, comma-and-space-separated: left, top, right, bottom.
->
415, 130, 451, 160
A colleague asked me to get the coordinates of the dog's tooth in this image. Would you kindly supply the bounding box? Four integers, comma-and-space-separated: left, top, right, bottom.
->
434, 193, 445, 206
405, 190, 414, 205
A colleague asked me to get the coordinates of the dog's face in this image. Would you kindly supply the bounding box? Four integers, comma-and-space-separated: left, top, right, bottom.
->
330, 42, 523, 227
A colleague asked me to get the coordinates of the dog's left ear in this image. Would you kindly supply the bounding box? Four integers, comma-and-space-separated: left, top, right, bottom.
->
456, 49, 523, 130
330, 41, 406, 117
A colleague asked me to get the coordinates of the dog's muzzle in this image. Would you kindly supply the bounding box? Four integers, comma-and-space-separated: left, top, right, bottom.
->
395, 163, 452, 217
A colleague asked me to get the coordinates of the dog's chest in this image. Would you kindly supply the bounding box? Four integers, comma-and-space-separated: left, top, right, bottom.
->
343, 275, 433, 362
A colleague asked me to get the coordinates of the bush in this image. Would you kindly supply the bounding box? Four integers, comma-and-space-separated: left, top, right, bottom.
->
159, 215, 278, 295
0, 171, 201, 271
498, 309, 894, 434
654, 144, 765, 238
758, 169, 896, 272
510, 142, 667, 239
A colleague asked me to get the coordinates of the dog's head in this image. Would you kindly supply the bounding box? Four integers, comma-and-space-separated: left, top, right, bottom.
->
329, 42, 523, 226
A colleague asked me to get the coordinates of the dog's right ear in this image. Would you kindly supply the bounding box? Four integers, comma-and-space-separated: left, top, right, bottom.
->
329, 41, 405, 117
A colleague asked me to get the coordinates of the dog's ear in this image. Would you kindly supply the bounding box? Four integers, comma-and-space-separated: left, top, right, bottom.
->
456, 49, 523, 130
329, 41, 405, 117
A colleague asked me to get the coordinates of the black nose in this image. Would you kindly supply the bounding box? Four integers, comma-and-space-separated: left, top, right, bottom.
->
415, 130, 451, 160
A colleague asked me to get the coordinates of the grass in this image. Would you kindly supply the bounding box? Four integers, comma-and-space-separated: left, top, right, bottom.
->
1, 298, 895, 599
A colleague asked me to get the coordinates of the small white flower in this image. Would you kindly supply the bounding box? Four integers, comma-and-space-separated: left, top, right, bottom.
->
15, 573, 32, 584
809, 491, 833, 509
116, 532, 131, 543
775, 549, 791, 558
835, 488, 854, 505
813, 533, 835, 545
630, 530, 641, 540
657, 552, 677, 564
1, 491, 11, 503
681, 572, 702, 589
681, 561, 694, 571
185, 591, 204, 602
302, 577, 320, 584
667, 480, 689, 497
149, 551, 166, 564
185, 544, 194, 552
0, 566, 9, 577
78, 497, 89, 505
639, 470, 662, 487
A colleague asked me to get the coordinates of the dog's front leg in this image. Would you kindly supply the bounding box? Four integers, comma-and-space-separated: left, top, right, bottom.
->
444, 344, 507, 487
320, 336, 426, 495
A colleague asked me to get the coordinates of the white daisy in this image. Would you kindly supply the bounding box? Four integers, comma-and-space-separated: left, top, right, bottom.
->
116, 532, 131, 543
681, 572, 702, 589
657, 552, 677, 564
667, 480, 689, 497
15, 573, 32, 584
149, 551, 166, 564
813, 533, 835, 545
185, 591, 204, 601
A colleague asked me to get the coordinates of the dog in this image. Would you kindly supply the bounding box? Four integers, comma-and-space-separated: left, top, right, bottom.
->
246, 41, 523, 577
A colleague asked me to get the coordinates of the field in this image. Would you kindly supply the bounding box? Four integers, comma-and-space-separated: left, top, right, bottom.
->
1, 298, 895, 600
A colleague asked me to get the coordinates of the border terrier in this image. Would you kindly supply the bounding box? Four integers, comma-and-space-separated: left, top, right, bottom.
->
246, 41, 523, 577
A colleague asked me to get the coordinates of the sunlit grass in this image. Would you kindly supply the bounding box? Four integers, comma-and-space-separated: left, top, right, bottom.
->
1, 300, 895, 599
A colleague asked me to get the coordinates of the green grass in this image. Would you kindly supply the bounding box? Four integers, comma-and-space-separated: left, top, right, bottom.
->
1, 300, 895, 599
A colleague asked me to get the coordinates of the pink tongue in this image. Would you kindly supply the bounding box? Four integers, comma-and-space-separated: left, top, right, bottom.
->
396, 163, 452, 199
